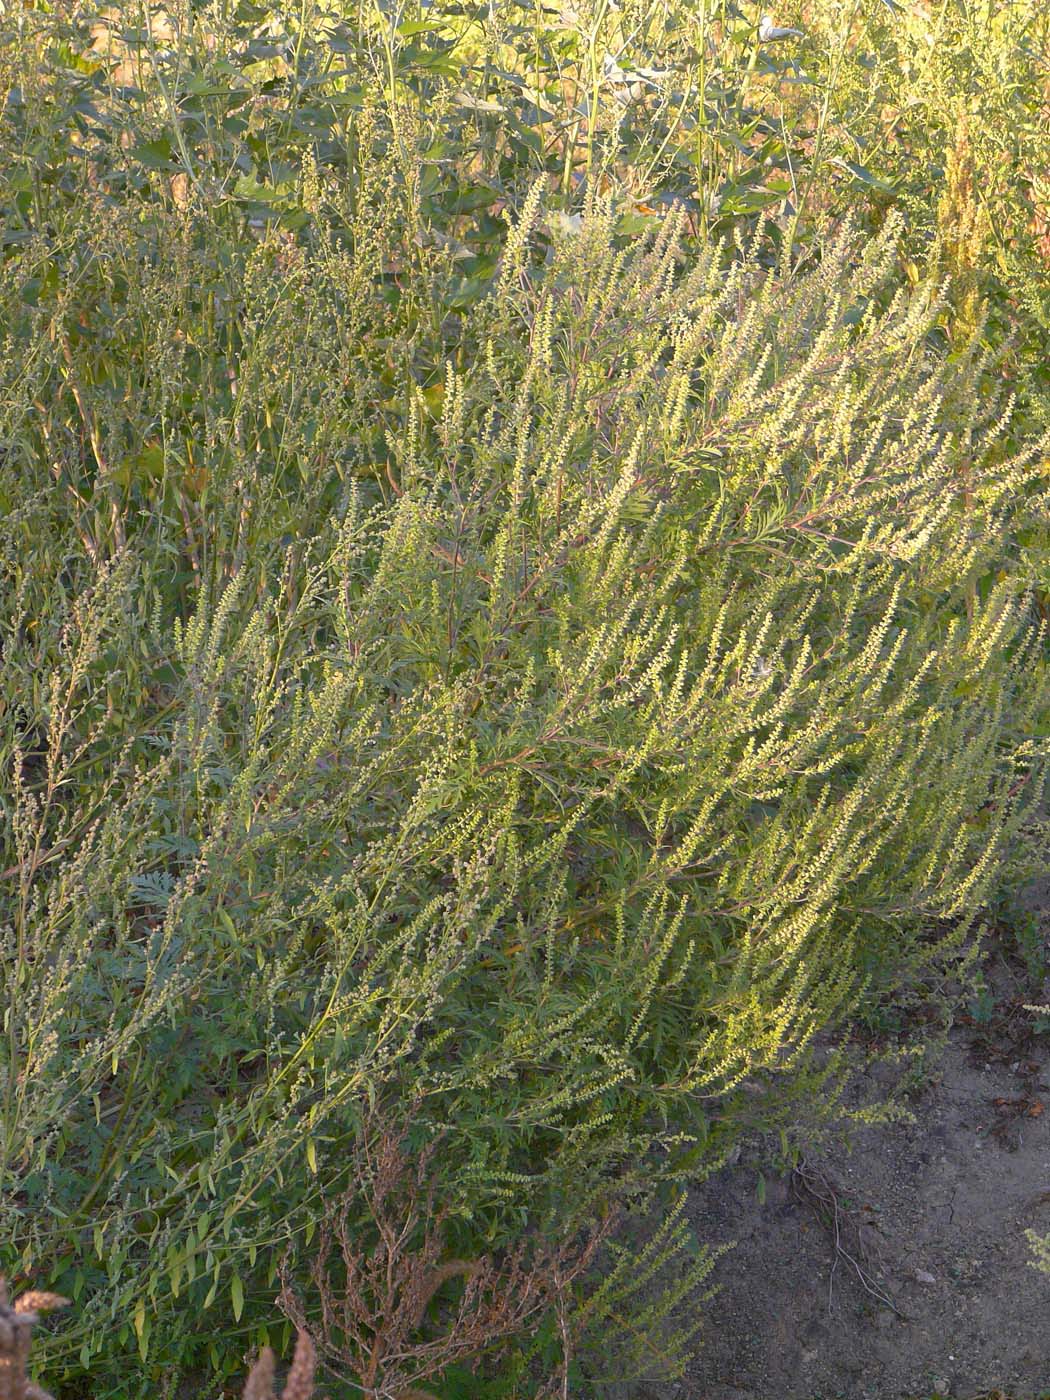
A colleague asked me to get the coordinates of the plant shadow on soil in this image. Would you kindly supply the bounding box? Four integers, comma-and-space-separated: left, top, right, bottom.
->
676, 923, 1050, 1400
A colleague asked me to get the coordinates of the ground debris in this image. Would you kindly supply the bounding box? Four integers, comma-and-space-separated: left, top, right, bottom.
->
686, 1018, 1050, 1399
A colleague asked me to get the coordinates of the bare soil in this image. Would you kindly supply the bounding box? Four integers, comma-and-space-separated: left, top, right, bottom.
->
680, 966, 1050, 1400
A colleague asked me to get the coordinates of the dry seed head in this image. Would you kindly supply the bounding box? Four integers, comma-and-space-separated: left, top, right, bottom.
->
243, 1331, 317, 1400
243, 1347, 276, 1400
281, 1330, 315, 1400
0, 1280, 68, 1400
9, 1299, 68, 1320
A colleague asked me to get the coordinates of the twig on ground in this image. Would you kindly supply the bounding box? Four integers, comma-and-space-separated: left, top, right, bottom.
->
791, 1157, 911, 1321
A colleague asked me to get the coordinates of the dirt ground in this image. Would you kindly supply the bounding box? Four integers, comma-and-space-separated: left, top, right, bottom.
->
679, 959, 1050, 1400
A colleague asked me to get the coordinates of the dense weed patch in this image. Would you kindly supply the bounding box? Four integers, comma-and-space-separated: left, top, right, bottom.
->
2, 1, 1050, 1395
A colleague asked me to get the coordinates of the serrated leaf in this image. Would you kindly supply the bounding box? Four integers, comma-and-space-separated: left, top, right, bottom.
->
128, 871, 175, 909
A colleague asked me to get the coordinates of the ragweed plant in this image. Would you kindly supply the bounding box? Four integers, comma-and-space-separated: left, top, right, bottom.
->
3, 175, 1049, 1395
1029, 1229, 1050, 1277
2, 3, 1050, 1397
0, 1280, 312, 1400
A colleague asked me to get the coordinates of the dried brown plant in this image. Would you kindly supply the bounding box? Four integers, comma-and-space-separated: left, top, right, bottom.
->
276, 1117, 614, 1400
1, 1149, 612, 1400
0, 1279, 69, 1400
243, 1329, 317, 1400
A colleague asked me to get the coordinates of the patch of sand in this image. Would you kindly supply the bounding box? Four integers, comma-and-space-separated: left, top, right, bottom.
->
683, 996, 1050, 1400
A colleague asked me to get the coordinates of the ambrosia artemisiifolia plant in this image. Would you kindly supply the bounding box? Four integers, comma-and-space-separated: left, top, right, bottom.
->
2, 78, 1050, 1400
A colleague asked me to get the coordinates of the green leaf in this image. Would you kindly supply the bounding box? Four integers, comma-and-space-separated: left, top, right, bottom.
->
167, 1245, 182, 1299
829, 157, 896, 193
396, 20, 450, 36
129, 137, 175, 170
132, 1299, 149, 1362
